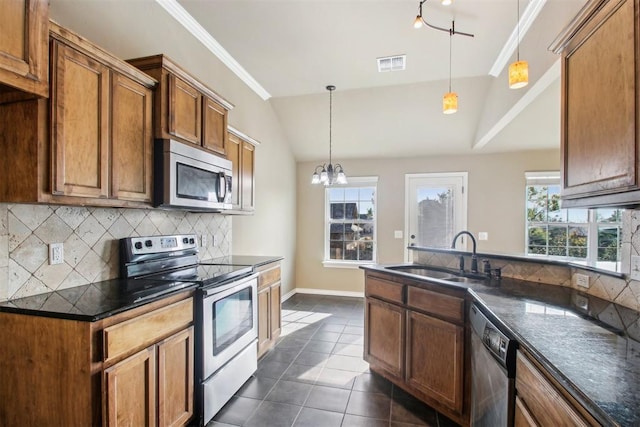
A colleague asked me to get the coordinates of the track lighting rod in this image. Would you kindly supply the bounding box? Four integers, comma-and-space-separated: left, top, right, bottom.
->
414, 0, 474, 38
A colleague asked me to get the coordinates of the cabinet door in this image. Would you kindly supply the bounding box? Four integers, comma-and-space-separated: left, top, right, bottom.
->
51, 42, 110, 198
241, 141, 256, 211
227, 133, 242, 210
158, 327, 194, 427
270, 282, 282, 341
168, 74, 201, 144
257, 286, 271, 358
515, 396, 539, 427
561, 0, 638, 201
202, 96, 228, 156
406, 310, 464, 414
104, 346, 157, 427
0, 0, 48, 97
364, 297, 405, 380
111, 73, 153, 202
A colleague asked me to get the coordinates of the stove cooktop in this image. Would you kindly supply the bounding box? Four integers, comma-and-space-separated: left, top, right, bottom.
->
138, 263, 254, 288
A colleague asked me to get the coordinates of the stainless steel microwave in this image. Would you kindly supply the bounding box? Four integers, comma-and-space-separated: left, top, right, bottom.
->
154, 139, 232, 211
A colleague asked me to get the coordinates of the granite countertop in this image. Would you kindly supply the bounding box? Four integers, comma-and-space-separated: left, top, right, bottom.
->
362, 264, 640, 427
0, 255, 283, 322
200, 255, 283, 267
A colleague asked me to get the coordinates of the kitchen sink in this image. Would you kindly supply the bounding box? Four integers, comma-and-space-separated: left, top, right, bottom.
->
384, 264, 486, 284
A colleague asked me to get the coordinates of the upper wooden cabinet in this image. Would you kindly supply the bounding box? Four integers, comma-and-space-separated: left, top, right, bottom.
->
0, 21, 156, 207
551, 0, 640, 207
127, 54, 233, 156
228, 126, 258, 213
0, 0, 49, 97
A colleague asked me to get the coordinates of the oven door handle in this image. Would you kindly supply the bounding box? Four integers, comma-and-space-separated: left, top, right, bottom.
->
203, 273, 258, 298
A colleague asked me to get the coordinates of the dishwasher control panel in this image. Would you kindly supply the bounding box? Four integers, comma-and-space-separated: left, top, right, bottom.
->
469, 303, 517, 372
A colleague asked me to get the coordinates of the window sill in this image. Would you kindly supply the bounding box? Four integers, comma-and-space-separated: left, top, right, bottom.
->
322, 261, 376, 269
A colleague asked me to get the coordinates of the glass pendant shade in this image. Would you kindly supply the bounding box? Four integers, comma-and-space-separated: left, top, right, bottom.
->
441, 0, 452, 5
311, 173, 320, 184
443, 92, 458, 114
413, 15, 423, 28
509, 60, 529, 89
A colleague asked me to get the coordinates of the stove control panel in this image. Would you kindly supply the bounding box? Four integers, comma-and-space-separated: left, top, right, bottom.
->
128, 234, 198, 255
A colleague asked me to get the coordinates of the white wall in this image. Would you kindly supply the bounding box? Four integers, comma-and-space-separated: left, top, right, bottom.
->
49, 1, 297, 295
296, 149, 560, 293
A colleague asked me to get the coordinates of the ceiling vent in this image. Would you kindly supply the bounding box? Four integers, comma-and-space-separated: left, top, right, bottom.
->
377, 55, 406, 72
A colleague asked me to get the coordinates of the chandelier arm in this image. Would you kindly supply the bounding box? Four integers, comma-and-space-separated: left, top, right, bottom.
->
416, 0, 475, 38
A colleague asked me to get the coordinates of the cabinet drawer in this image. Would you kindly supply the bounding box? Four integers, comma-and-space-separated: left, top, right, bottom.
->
406, 286, 464, 323
516, 351, 591, 427
258, 265, 281, 289
103, 298, 193, 364
365, 276, 403, 304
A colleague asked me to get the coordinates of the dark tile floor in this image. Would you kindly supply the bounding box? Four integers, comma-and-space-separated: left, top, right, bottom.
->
208, 294, 461, 427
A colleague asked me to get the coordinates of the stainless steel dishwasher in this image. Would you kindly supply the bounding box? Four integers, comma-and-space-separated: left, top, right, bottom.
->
469, 303, 517, 427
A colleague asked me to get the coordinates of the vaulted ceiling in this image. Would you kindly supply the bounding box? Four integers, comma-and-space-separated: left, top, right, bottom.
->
50, 0, 587, 161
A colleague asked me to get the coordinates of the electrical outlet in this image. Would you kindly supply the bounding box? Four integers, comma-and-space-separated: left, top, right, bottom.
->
201, 234, 208, 248
575, 273, 590, 289
49, 243, 64, 265
478, 232, 488, 241
394, 230, 403, 239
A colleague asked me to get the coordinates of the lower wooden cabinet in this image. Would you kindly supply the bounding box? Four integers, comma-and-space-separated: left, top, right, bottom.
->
257, 260, 282, 358
515, 350, 598, 427
406, 310, 464, 413
364, 296, 405, 381
105, 346, 157, 427
0, 291, 194, 427
364, 271, 468, 426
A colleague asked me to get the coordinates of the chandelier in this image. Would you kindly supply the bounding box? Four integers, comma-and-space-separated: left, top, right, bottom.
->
311, 85, 347, 186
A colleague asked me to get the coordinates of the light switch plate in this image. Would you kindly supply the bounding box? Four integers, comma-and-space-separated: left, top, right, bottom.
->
394, 230, 403, 239
575, 273, 590, 289
631, 256, 640, 281
201, 234, 208, 248
478, 232, 488, 241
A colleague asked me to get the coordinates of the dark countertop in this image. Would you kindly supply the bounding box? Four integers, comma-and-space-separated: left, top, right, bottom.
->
200, 255, 283, 267
0, 279, 198, 321
0, 255, 282, 322
362, 264, 640, 427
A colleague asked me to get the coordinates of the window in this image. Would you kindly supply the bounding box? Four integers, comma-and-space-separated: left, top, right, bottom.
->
325, 177, 377, 267
525, 172, 622, 271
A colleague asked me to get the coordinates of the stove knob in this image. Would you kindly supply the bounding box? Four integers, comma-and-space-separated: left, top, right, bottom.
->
145, 240, 153, 248
134, 241, 143, 250
183, 237, 189, 244
189, 238, 195, 244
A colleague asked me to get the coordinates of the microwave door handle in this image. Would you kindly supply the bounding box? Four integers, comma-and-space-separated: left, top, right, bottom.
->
218, 172, 227, 201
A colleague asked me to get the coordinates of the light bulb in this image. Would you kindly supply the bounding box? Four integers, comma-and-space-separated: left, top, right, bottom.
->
336, 172, 347, 184
413, 15, 423, 29
320, 170, 328, 183
441, 0, 452, 5
311, 173, 320, 184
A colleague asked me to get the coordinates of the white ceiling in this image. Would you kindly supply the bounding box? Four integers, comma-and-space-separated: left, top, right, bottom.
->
50, 0, 587, 162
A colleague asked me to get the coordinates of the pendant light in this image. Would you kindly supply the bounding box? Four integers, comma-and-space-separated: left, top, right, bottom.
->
443, 32, 457, 114
508, 0, 528, 89
311, 85, 347, 186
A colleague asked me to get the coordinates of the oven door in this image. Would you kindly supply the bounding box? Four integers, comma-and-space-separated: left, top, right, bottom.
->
202, 273, 258, 379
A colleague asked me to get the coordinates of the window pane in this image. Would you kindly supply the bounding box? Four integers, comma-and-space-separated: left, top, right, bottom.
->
548, 225, 567, 247
528, 246, 547, 255
548, 208, 567, 223
344, 188, 359, 201
528, 226, 548, 246
568, 226, 587, 248
568, 247, 587, 258
526, 186, 547, 222
596, 209, 620, 223
549, 246, 567, 256
330, 223, 344, 240
360, 242, 374, 261
328, 188, 344, 202
344, 223, 357, 240
567, 209, 588, 223
330, 203, 345, 219
345, 203, 358, 219
330, 241, 344, 260
360, 187, 375, 201
344, 241, 358, 260
359, 201, 374, 219
360, 223, 374, 240
598, 226, 619, 248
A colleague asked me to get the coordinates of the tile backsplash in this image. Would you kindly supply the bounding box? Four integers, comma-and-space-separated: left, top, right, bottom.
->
0, 203, 231, 301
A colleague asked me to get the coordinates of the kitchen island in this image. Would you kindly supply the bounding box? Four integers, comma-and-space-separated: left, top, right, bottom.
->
362, 264, 640, 427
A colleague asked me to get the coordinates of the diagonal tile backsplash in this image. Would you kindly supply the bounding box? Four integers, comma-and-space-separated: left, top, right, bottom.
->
0, 203, 231, 301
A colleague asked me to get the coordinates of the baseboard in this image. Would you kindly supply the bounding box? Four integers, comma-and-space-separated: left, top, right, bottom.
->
283, 287, 364, 300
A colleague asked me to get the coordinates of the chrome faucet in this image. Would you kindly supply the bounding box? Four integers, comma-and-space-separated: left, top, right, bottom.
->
451, 231, 478, 273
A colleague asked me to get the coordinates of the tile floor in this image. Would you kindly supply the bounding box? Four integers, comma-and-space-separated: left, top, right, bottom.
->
207, 294, 461, 427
